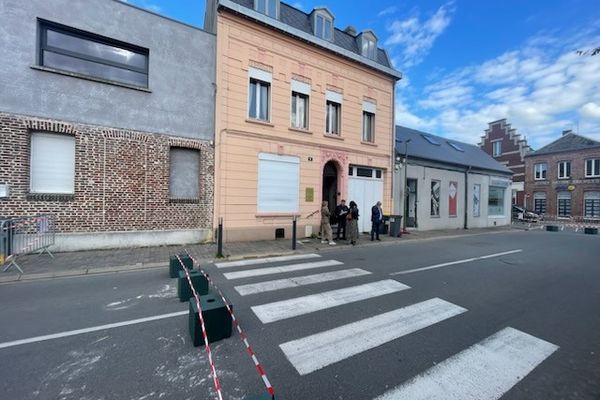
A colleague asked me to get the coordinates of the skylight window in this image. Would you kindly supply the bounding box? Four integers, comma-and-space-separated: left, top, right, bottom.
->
421, 134, 440, 146
447, 141, 465, 152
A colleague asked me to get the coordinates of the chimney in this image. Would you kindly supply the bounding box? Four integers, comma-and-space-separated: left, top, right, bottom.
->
562, 129, 573, 136
344, 25, 357, 36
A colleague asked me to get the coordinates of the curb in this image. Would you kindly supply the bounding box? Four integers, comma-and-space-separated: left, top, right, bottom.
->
0, 228, 520, 284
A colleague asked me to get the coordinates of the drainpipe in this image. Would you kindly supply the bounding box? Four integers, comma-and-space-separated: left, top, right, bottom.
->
464, 166, 472, 229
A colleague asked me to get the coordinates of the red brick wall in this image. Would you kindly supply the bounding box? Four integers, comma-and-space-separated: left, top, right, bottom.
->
480, 120, 531, 183
524, 148, 600, 219
0, 112, 214, 233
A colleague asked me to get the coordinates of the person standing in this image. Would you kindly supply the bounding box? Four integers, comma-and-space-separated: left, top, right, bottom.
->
347, 201, 360, 246
371, 201, 383, 241
320, 201, 336, 245
334, 200, 349, 240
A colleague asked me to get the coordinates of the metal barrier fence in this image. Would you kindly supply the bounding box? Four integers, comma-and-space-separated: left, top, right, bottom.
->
1, 215, 55, 274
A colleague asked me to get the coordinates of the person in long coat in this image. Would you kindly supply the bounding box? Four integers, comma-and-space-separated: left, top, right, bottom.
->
347, 201, 360, 246
320, 201, 336, 245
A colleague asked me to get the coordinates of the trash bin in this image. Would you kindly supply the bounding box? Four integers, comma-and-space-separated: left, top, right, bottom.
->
379, 215, 390, 235
388, 215, 403, 237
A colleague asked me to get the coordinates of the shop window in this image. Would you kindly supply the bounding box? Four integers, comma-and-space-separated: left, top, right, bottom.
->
557, 191, 571, 217
488, 186, 505, 216
584, 192, 600, 218
533, 192, 547, 215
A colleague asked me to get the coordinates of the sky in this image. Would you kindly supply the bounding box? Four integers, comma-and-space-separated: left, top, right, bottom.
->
123, 0, 600, 149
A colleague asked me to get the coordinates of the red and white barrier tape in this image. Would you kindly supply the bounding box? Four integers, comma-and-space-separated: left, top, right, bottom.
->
184, 249, 275, 400
176, 254, 224, 400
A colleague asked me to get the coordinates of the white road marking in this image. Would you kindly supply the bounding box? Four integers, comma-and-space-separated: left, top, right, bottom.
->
223, 259, 343, 280
235, 268, 371, 296
280, 298, 467, 375
0, 311, 188, 350
390, 249, 523, 275
215, 253, 321, 268
251, 280, 410, 323
374, 326, 559, 400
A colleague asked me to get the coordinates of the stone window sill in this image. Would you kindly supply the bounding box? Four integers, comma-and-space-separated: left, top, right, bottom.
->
361, 141, 377, 147
324, 133, 344, 140
27, 193, 74, 202
169, 198, 200, 204
246, 118, 275, 127
256, 213, 299, 218
289, 127, 313, 135
31, 65, 152, 93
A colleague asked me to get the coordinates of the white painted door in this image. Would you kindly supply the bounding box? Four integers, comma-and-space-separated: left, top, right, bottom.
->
348, 167, 384, 233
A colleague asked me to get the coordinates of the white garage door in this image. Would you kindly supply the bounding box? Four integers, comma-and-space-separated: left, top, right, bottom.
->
348, 166, 384, 233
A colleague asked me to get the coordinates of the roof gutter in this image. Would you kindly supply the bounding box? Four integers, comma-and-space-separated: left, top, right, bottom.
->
218, 0, 403, 80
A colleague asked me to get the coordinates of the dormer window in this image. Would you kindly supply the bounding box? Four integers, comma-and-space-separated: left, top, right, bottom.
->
255, 0, 278, 18
362, 39, 376, 59
358, 30, 378, 60
315, 14, 332, 40
311, 8, 335, 41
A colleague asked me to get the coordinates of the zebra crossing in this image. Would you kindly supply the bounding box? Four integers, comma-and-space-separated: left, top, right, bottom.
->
215, 253, 559, 399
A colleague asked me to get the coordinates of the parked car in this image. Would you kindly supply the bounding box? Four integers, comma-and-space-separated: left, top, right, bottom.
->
512, 205, 540, 222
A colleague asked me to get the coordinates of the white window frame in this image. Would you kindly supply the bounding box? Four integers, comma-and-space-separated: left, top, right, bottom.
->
557, 160, 571, 179
314, 13, 333, 41
30, 132, 75, 194
584, 191, 600, 218
492, 140, 502, 157
585, 159, 600, 178
257, 153, 300, 213
534, 163, 547, 180
290, 80, 310, 130
361, 38, 376, 59
248, 68, 272, 122
557, 191, 571, 218
254, 0, 279, 18
362, 111, 375, 143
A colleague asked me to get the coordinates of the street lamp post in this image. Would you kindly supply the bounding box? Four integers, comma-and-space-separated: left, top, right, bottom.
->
397, 139, 411, 233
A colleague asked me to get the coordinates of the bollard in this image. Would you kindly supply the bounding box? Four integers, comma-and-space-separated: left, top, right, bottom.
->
217, 217, 224, 258
292, 216, 297, 250
189, 293, 233, 346
169, 254, 193, 278
178, 270, 209, 302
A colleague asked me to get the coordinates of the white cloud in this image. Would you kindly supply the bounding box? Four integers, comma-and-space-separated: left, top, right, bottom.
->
384, 2, 455, 69
580, 102, 600, 119
377, 6, 398, 18
395, 30, 600, 147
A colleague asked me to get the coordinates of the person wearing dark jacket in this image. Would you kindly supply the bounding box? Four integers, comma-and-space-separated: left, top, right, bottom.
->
334, 200, 349, 240
371, 201, 383, 241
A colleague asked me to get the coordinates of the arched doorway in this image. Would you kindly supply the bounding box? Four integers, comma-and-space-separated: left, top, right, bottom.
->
322, 161, 338, 224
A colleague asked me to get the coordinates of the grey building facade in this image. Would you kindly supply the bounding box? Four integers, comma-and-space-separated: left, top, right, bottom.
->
394, 126, 513, 231
0, 0, 217, 251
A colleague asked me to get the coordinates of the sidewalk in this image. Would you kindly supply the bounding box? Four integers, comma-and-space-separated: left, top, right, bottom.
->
0, 226, 515, 283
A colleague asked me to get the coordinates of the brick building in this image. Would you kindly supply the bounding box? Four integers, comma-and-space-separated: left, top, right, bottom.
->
524, 131, 600, 221
0, 0, 216, 251
479, 119, 532, 207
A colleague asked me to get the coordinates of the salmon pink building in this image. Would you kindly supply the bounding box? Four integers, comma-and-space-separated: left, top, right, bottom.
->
205, 0, 402, 241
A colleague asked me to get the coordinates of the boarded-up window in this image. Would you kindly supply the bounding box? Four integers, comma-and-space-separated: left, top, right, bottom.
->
169, 148, 200, 199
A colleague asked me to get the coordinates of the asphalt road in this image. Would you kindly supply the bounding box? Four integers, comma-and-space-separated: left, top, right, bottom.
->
0, 229, 599, 400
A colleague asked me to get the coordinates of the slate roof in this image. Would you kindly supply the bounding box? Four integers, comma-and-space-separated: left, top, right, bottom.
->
226, 0, 393, 70
525, 132, 600, 157
395, 126, 513, 175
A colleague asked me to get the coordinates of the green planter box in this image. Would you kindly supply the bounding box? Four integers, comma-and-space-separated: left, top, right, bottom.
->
546, 225, 559, 232
178, 270, 209, 302
188, 293, 232, 347
169, 254, 193, 278
584, 227, 598, 235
